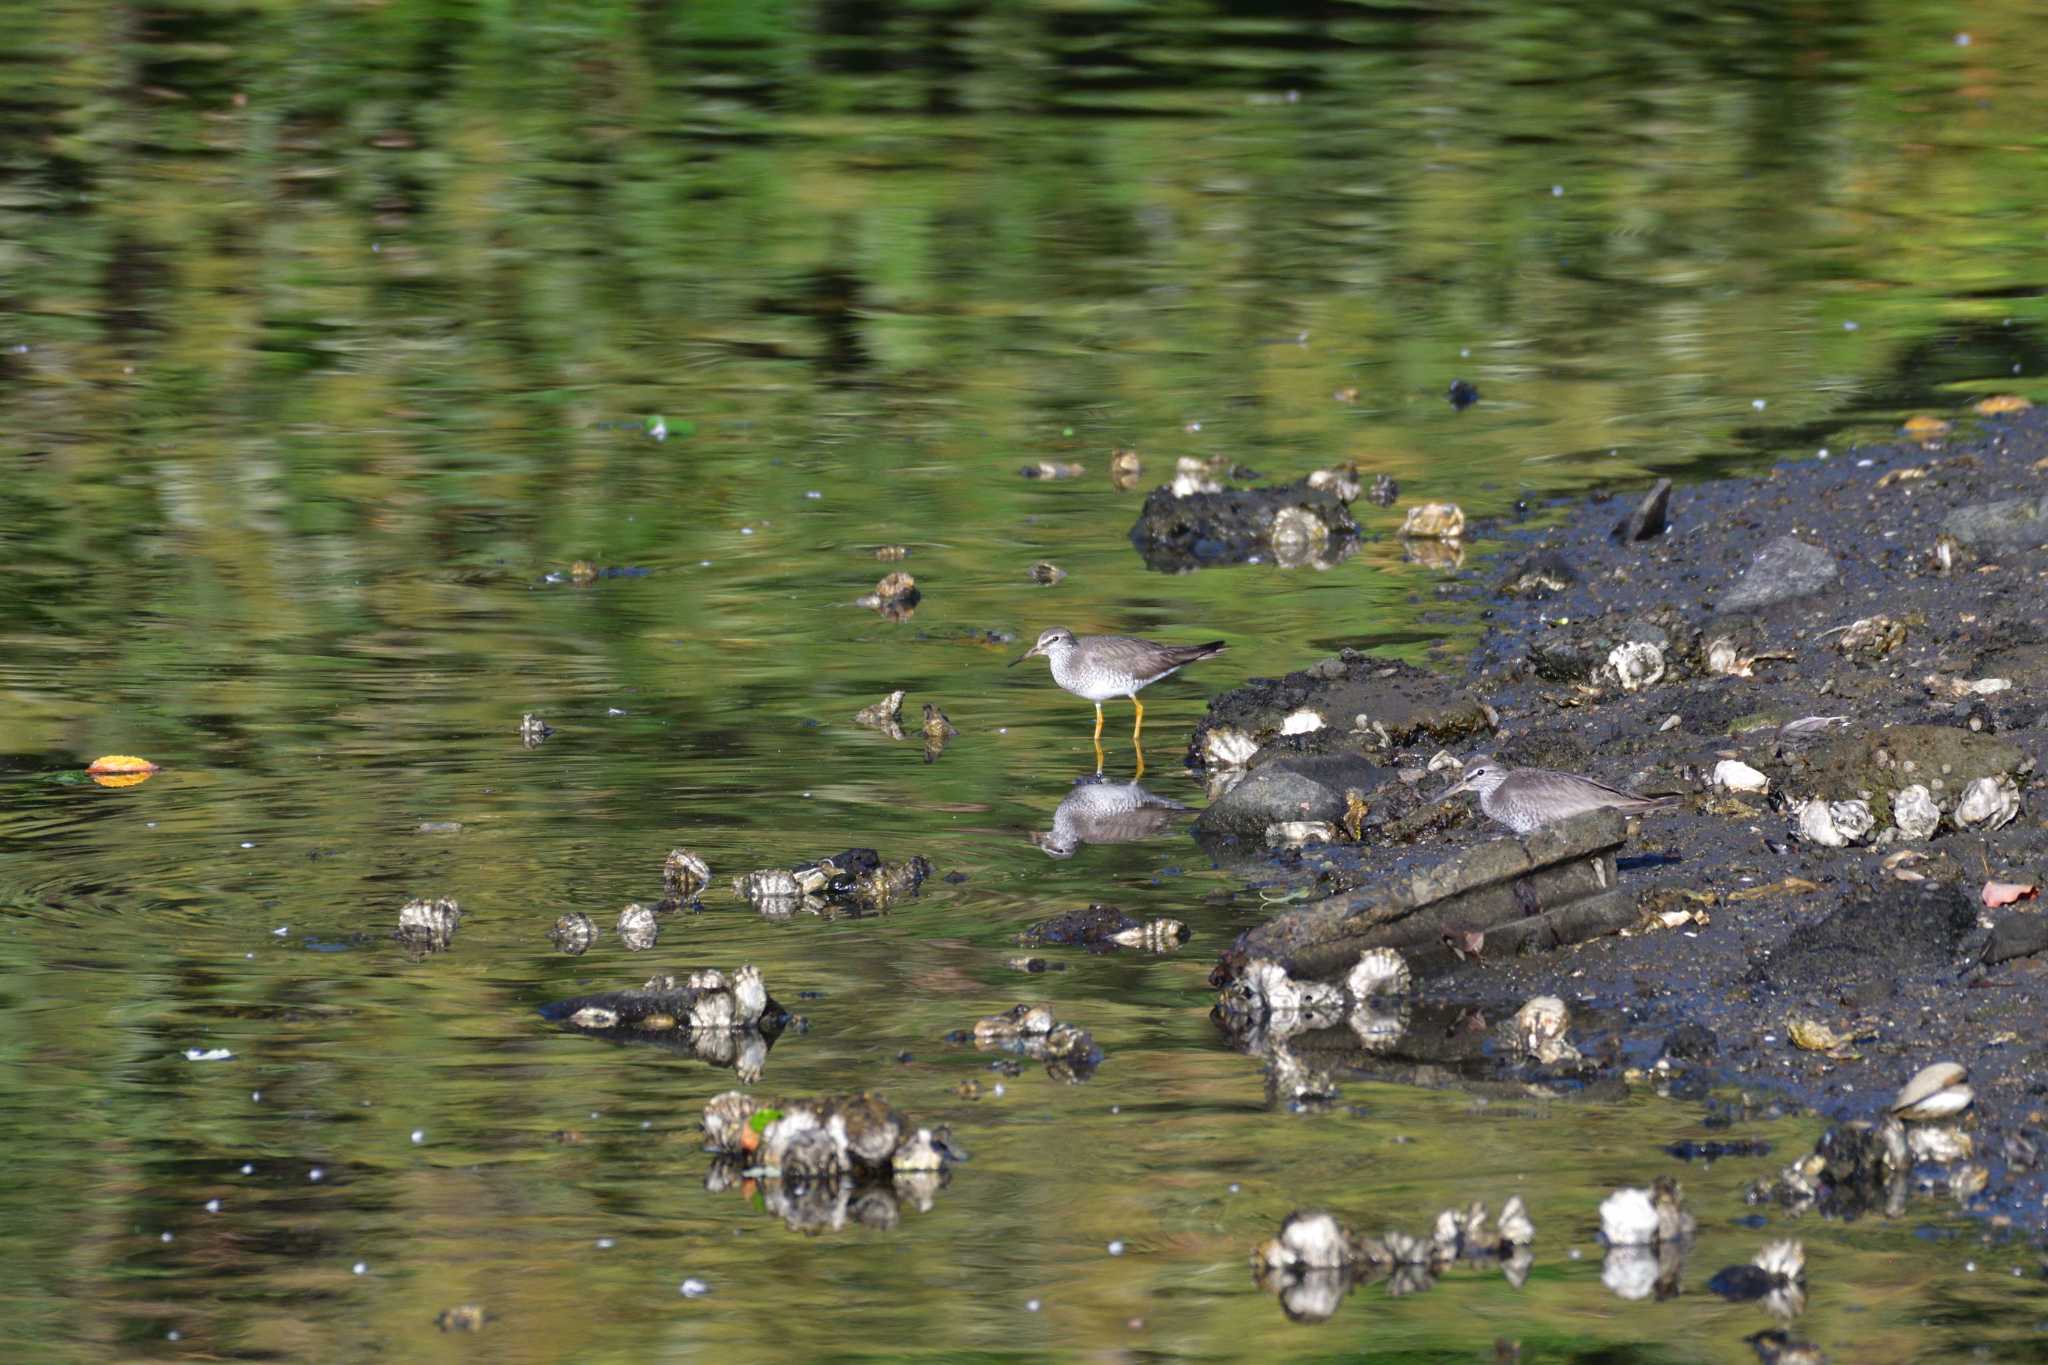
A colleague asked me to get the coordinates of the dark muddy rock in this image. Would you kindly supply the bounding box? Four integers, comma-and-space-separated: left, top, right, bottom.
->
539, 967, 788, 1079
1019, 904, 1188, 953
1797, 724, 2023, 824
1941, 494, 2048, 553
1613, 478, 1672, 543
1717, 534, 1838, 612
1128, 481, 1361, 573
1191, 653, 1492, 771
1661, 1022, 1719, 1062
1760, 881, 1978, 1000
1495, 549, 1577, 599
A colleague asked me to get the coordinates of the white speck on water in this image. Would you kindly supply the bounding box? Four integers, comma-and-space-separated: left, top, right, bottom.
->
596, 1237, 615, 1249
801, 791, 811, 799
700, 560, 712, 568
1817, 448, 1830, 459
740, 527, 754, 536
1856, 458, 1874, 468
608, 707, 626, 716
805, 490, 822, 500
640, 1120, 652, 1130
271, 926, 288, 936
1229, 1183, 1241, 1194
251, 1091, 262, 1103
1568, 1247, 1582, 1260
240, 1164, 254, 1176
146, 821, 157, 828
1751, 398, 1766, 410
1843, 321, 1858, 331
205, 1199, 221, 1213
167, 1331, 180, 1342
590, 1111, 601, 1120
410, 1129, 425, 1144
1551, 184, 1563, 197
161, 1230, 174, 1243
1026, 1299, 1041, 1313
1460, 347, 1470, 358
997, 728, 1007, 735
1965, 1260, 1977, 1272
1107, 1240, 1125, 1256
1186, 421, 1201, 431
240, 841, 255, 849
183, 1048, 233, 1062
352, 1261, 368, 1275
1955, 31, 1970, 45
679, 1278, 710, 1298
992, 1083, 1005, 1097
1110, 1105, 1120, 1115
308, 1168, 325, 1182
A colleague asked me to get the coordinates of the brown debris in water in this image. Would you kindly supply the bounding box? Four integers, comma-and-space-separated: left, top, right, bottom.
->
856, 571, 920, 621
854, 690, 908, 740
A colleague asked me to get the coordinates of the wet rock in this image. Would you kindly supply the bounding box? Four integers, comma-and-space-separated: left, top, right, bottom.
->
519, 713, 553, 747
1019, 905, 1189, 953
1719, 535, 1838, 612
853, 855, 934, 909
1800, 724, 2020, 825
735, 868, 803, 902
662, 848, 711, 899
1030, 778, 1190, 857
1399, 503, 1466, 540
1613, 479, 1672, 542
396, 897, 461, 953
1020, 460, 1085, 480
1194, 754, 1388, 841
921, 704, 956, 763
1251, 1198, 1533, 1322
1708, 1240, 1805, 1318
854, 691, 907, 740
1127, 481, 1361, 573
618, 903, 659, 952
1496, 550, 1577, 599
1764, 881, 1976, 993
856, 571, 920, 621
435, 1305, 487, 1332
548, 912, 598, 955
1304, 465, 1362, 502
1447, 378, 1480, 410
1192, 653, 1491, 773
1953, 775, 2020, 831
1941, 494, 2048, 553
1366, 474, 1399, 507
964, 1004, 1102, 1082
1110, 448, 1143, 490
1661, 1022, 1719, 1062
541, 967, 786, 1079
1027, 561, 1066, 586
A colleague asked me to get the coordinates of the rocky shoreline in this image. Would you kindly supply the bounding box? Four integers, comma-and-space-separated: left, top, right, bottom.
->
1196, 402, 2048, 1233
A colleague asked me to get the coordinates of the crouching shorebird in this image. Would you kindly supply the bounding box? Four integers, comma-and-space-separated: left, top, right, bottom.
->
1441, 759, 1679, 834
1012, 628, 1227, 744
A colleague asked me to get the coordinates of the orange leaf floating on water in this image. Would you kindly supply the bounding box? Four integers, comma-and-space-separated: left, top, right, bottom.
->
92, 771, 155, 789
1902, 415, 1951, 442
1982, 880, 2039, 908
87, 755, 159, 775
1974, 395, 2033, 416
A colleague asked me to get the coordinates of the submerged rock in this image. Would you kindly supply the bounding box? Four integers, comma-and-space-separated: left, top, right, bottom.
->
1251, 1197, 1533, 1322
1128, 480, 1361, 573
618, 902, 659, 951
519, 714, 554, 747
854, 691, 907, 740
396, 897, 461, 954
962, 1004, 1102, 1082
856, 571, 920, 621
548, 912, 598, 955
541, 967, 786, 1080
1399, 503, 1466, 540
662, 848, 712, 899
1019, 905, 1189, 953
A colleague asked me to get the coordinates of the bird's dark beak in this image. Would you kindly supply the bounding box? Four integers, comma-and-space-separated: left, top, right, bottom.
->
1439, 771, 1478, 800
1010, 642, 1044, 667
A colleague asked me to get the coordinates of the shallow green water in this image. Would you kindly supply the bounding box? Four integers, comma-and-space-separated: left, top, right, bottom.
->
4, 1, 2048, 1359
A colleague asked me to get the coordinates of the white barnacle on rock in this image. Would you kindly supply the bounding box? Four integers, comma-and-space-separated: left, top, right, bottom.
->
701, 1091, 755, 1152
1399, 502, 1466, 540
1276, 1211, 1351, 1270
1280, 708, 1325, 736
735, 868, 801, 901
569, 1006, 619, 1029
1893, 784, 1941, 840
1598, 1187, 1660, 1246
1953, 776, 2020, 832
890, 1127, 949, 1173
730, 965, 767, 1026
1907, 1126, 1974, 1164
1201, 726, 1260, 769
688, 989, 736, 1031
687, 968, 728, 991
1605, 641, 1666, 692
1794, 798, 1874, 848
1515, 996, 1570, 1051
1705, 636, 1753, 678
1497, 1196, 1535, 1247
1239, 959, 1342, 1016
1712, 760, 1770, 795
1346, 948, 1411, 999
1753, 1239, 1805, 1282
1170, 456, 1222, 498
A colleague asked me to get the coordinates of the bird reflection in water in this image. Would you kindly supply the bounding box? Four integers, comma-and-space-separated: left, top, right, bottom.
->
1029, 775, 1192, 858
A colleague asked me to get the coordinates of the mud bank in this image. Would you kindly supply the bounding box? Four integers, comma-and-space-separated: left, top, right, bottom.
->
1199, 404, 2048, 1231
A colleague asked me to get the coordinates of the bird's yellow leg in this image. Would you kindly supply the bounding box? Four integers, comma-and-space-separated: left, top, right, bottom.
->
1133, 731, 1146, 781
1093, 734, 1106, 776
1092, 703, 1105, 742
1132, 697, 1145, 740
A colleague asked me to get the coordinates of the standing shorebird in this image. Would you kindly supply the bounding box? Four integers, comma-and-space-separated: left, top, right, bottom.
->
1440, 760, 1678, 834
1011, 628, 1227, 743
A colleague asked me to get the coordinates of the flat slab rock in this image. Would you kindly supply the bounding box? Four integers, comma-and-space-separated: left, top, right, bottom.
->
1717, 534, 1839, 612
1214, 808, 1632, 983
1191, 653, 1492, 767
